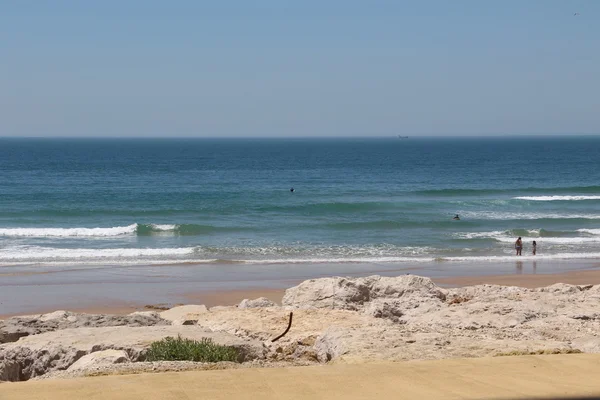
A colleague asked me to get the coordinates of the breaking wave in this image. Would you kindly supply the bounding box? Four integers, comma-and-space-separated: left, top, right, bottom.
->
0, 225, 138, 237
454, 230, 600, 244
514, 195, 600, 201
0, 223, 247, 238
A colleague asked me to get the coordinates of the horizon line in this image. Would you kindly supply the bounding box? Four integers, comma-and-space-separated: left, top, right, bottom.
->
1, 133, 600, 139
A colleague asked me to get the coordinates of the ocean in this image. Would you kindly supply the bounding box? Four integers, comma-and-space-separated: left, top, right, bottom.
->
1, 136, 600, 269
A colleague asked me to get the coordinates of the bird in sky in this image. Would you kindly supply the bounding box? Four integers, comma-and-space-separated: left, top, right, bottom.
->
574, 12, 580, 16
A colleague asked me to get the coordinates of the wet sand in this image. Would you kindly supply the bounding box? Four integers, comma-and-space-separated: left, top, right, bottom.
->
2, 354, 600, 399
436, 268, 600, 288
2, 260, 600, 318
0, 288, 288, 319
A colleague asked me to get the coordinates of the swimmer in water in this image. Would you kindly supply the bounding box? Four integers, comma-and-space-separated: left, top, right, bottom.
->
453, 214, 460, 220
515, 237, 523, 256
290, 187, 294, 193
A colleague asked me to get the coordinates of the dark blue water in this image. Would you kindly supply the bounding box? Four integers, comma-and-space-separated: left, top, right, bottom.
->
1, 137, 600, 267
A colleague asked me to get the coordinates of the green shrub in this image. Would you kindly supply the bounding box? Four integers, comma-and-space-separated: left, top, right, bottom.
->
145, 336, 240, 363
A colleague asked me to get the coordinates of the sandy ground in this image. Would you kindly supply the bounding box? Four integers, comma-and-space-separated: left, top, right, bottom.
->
436, 268, 600, 288
1, 354, 600, 399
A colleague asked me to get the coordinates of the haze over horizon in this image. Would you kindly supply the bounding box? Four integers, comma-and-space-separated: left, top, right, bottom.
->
2, 1, 599, 137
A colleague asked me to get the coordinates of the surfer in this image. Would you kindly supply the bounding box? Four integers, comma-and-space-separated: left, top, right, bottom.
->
453, 214, 460, 220
515, 237, 523, 256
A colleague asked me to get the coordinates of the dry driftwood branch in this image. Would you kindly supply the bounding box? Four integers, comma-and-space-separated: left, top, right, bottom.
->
271, 312, 293, 342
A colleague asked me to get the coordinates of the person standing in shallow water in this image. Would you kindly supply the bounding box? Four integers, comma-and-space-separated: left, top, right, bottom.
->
515, 237, 523, 256
532, 240, 537, 255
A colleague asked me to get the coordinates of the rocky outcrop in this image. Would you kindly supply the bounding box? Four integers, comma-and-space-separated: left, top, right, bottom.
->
0, 326, 266, 381
0, 311, 168, 344
238, 297, 277, 309
282, 275, 447, 320
67, 349, 130, 372
201, 275, 600, 363
282, 277, 370, 311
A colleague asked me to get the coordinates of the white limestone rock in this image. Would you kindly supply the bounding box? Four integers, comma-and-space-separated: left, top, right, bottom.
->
238, 297, 277, 309
160, 305, 209, 325
282, 275, 446, 314
67, 349, 130, 372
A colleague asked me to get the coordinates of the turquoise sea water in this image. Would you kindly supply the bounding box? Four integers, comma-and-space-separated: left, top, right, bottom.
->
1, 137, 600, 268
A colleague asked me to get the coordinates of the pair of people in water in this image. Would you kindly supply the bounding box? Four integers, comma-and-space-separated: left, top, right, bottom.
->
515, 237, 537, 256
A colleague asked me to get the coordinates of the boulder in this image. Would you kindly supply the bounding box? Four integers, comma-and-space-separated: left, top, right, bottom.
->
238, 297, 277, 309
67, 349, 130, 372
282, 277, 370, 310
282, 275, 446, 316
160, 305, 209, 325
39, 310, 71, 322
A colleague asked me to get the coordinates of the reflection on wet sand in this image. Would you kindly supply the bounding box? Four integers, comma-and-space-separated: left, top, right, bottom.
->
516, 261, 523, 274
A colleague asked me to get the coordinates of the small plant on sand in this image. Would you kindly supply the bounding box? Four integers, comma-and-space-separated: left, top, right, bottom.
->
145, 335, 239, 363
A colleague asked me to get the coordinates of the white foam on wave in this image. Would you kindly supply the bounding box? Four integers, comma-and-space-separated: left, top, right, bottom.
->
195, 244, 435, 258
454, 231, 506, 240
438, 252, 600, 262
459, 211, 600, 220
455, 229, 542, 239
0, 223, 182, 237
0, 246, 195, 260
577, 229, 600, 236
3, 252, 600, 267
514, 195, 600, 201
455, 231, 600, 244
455, 230, 542, 240
150, 224, 178, 231
0, 224, 138, 237
235, 252, 600, 264
493, 237, 600, 244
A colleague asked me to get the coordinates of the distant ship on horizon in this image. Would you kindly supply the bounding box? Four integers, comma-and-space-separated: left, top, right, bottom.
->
398, 135, 409, 139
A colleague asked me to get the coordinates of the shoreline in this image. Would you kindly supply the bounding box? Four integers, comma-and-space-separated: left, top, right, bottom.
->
0, 288, 288, 320
4, 266, 600, 319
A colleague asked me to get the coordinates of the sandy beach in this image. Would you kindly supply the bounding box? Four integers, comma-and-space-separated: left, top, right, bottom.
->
3, 354, 600, 399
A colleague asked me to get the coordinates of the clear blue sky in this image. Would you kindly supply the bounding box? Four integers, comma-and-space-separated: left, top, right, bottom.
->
1, 1, 598, 137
